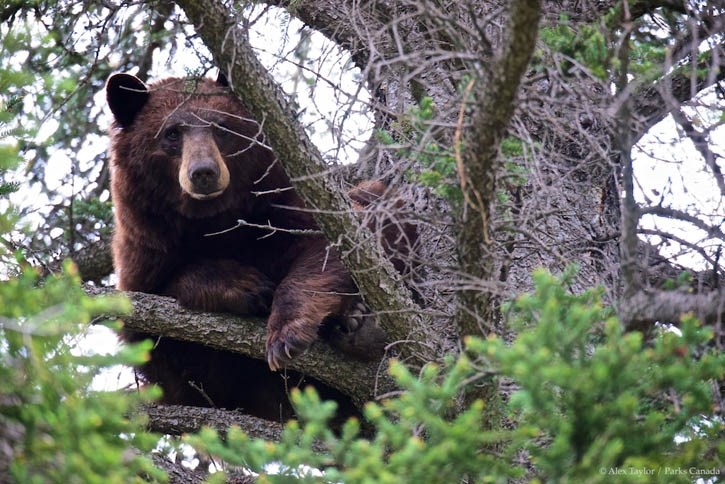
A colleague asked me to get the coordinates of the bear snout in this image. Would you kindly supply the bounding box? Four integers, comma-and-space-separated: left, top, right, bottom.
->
189, 161, 221, 195
178, 130, 231, 200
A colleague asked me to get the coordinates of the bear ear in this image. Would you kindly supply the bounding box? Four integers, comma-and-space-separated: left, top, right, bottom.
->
106, 73, 149, 128
216, 71, 229, 87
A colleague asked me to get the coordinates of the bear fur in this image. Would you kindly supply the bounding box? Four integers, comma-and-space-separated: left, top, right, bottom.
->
106, 72, 415, 421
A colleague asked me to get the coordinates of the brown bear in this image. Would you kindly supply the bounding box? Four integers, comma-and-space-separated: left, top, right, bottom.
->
106, 72, 415, 421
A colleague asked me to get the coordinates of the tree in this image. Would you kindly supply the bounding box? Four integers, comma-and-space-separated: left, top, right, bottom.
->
1, 0, 723, 481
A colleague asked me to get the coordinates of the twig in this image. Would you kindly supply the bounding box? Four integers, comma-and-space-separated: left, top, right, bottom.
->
203, 219, 322, 237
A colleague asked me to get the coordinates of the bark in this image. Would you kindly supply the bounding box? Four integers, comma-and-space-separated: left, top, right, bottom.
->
617, 21, 640, 301
175, 0, 438, 365
142, 403, 330, 454
72, 239, 114, 282
143, 403, 285, 441
151, 454, 256, 484
150, 454, 207, 484
456, 0, 542, 339
620, 290, 725, 331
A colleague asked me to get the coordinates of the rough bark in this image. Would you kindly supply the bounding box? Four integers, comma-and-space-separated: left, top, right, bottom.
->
456, 0, 542, 339
143, 403, 285, 441
150, 454, 207, 484
620, 290, 725, 331
71, 239, 114, 283
142, 403, 331, 455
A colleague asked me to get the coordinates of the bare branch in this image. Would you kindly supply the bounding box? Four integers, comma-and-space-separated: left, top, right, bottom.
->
631, 48, 725, 142
641, 205, 725, 241
670, 107, 725, 198
669, 12, 725, 67
263, 0, 380, 69
639, 228, 723, 270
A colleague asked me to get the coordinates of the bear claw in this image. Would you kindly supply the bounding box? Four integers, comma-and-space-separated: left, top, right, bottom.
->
265, 321, 316, 371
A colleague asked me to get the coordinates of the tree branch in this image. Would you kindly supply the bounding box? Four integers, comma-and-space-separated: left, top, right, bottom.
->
72, 239, 114, 282
620, 289, 725, 331
89, 288, 397, 408
641, 205, 725, 241
150, 454, 206, 484
670, 107, 725, 198
631, 48, 725, 142
143, 403, 285, 441
174, 0, 437, 365
263, 0, 380, 69
456, 0, 542, 339
42, 239, 114, 283
142, 403, 331, 455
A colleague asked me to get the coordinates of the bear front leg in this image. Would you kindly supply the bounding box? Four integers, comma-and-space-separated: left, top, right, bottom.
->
163, 259, 275, 316
265, 239, 356, 371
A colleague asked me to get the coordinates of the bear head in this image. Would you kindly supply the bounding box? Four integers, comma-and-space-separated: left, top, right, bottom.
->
106, 72, 278, 220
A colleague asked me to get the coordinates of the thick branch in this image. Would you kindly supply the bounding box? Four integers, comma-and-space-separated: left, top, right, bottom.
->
43, 239, 114, 283
143, 403, 285, 441
72, 239, 113, 282
620, 290, 725, 331
543, 0, 686, 24
456, 0, 542, 339
90, 288, 397, 408
150, 454, 206, 484
174, 0, 435, 364
264, 0, 380, 69
142, 403, 330, 454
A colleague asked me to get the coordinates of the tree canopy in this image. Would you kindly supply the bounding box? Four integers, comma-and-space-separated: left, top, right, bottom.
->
1, 0, 723, 482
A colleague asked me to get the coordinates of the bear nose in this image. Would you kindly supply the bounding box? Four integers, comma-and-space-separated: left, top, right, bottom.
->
189, 161, 221, 194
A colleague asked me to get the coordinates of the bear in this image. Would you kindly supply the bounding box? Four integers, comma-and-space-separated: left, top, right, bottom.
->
105, 72, 416, 421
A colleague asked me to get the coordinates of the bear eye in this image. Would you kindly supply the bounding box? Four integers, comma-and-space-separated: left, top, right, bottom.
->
215, 122, 232, 138
163, 126, 181, 142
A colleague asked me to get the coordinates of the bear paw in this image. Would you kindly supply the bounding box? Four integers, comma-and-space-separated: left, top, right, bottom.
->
220, 276, 276, 315
265, 319, 318, 371
323, 301, 387, 360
